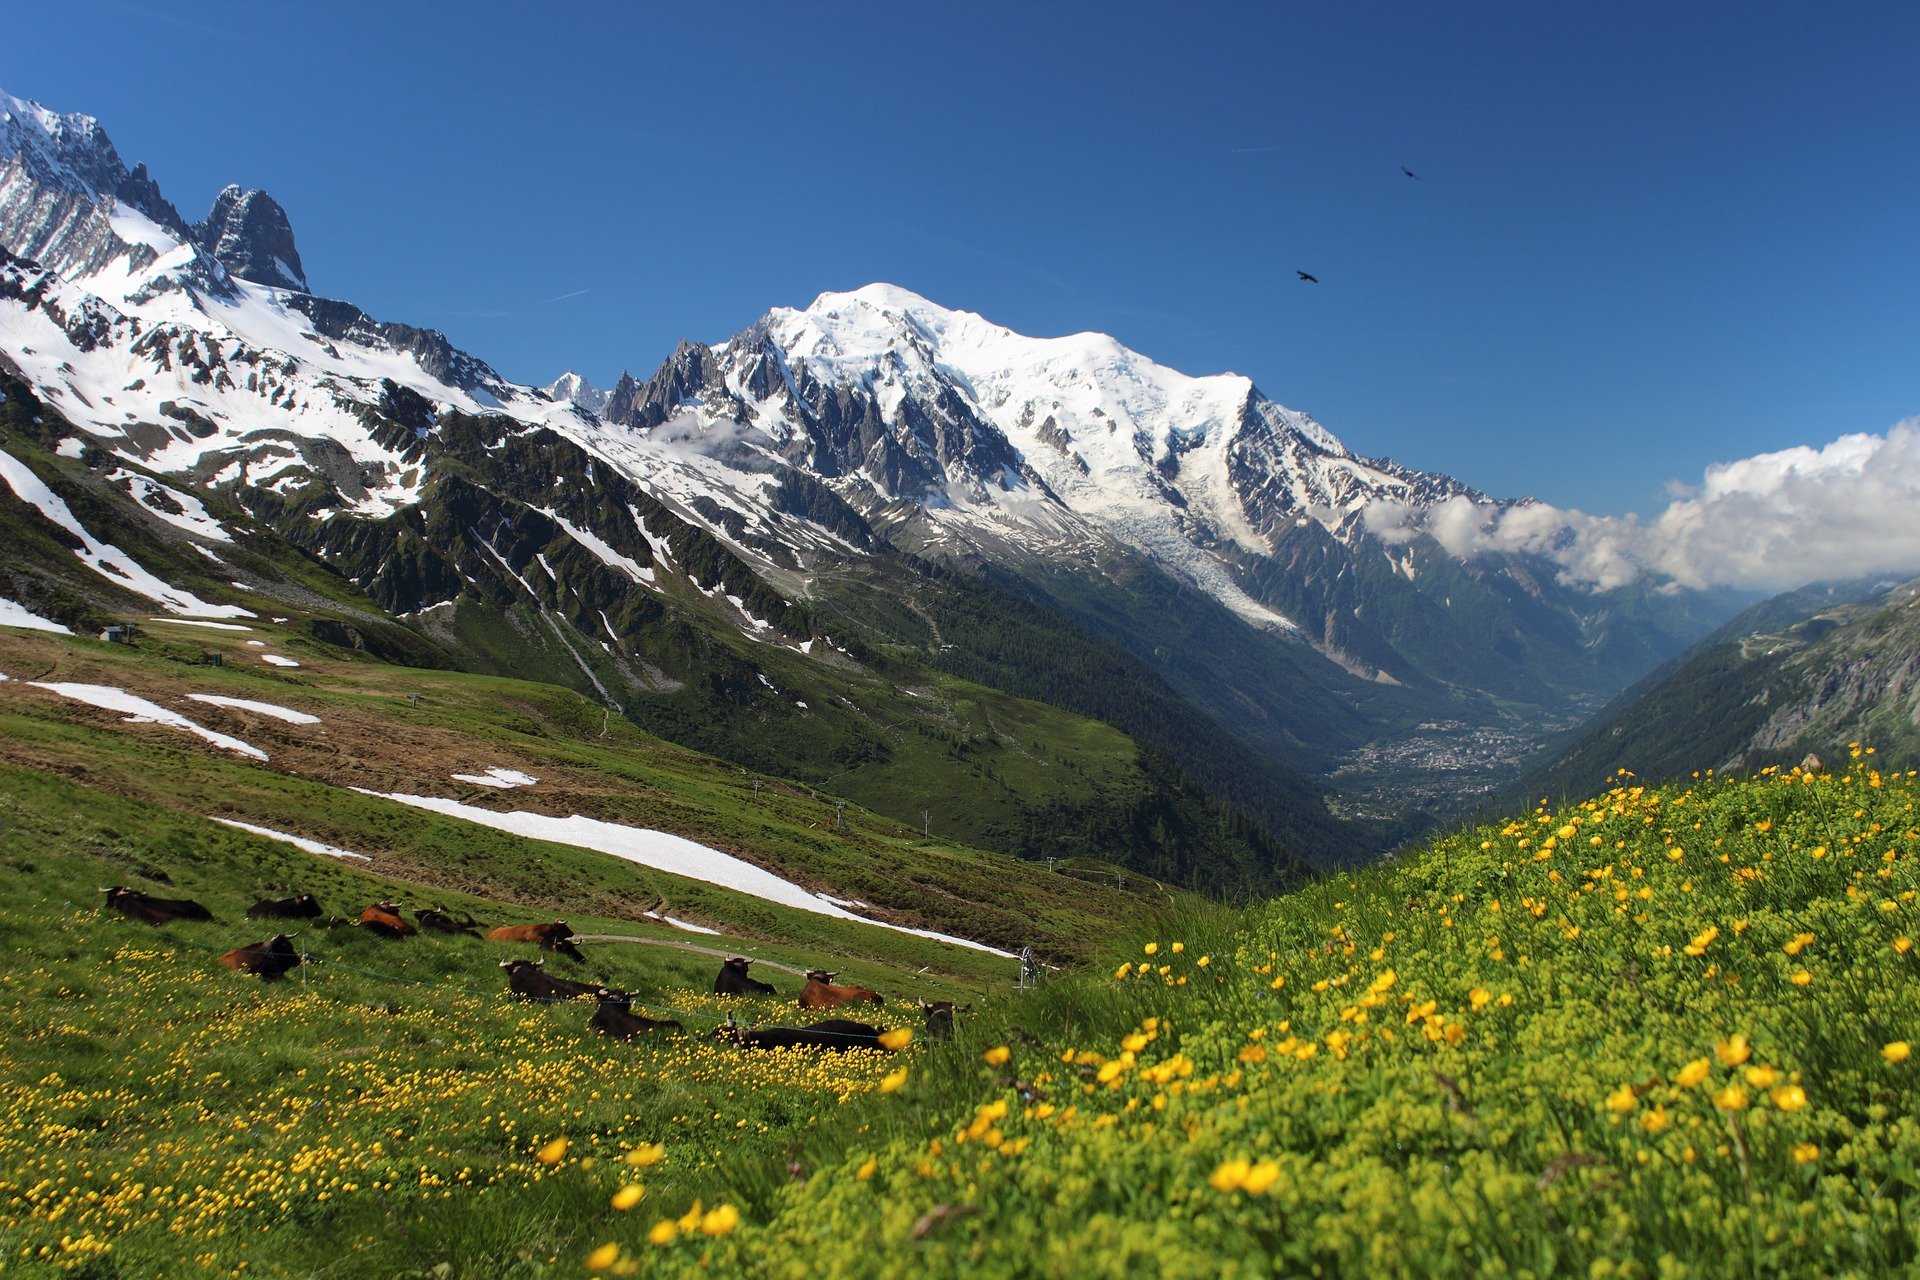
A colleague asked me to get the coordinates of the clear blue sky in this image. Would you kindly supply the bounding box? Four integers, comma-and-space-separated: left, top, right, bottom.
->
5, 2, 1916, 514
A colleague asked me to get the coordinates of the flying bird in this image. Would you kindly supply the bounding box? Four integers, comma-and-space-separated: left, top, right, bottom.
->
1296, 270, 1318, 283
1402, 166, 1421, 180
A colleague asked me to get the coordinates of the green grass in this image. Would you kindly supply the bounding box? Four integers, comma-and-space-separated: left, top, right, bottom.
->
616, 757, 1920, 1278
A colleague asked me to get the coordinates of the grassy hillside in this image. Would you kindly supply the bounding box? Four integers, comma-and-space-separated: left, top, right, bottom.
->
3, 743, 1915, 1275
629, 756, 1917, 1277
0, 626, 1174, 965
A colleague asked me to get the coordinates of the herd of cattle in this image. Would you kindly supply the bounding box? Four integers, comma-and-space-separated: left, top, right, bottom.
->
101, 886, 959, 1051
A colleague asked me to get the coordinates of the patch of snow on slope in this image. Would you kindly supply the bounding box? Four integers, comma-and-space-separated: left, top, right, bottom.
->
186, 694, 319, 724
451, 767, 538, 789
212, 818, 372, 861
0, 598, 71, 633
260, 654, 300, 668
147, 617, 251, 631
0, 448, 252, 617
538, 507, 653, 583
29, 681, 267, 759
108, 469, 233, 541
359, 791, 1015, 956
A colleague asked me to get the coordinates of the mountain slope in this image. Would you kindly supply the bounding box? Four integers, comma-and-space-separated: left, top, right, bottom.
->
1508, 576, 1920, 801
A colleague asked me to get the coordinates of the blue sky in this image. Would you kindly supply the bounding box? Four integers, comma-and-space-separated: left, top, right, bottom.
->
4, 2, 1916, 515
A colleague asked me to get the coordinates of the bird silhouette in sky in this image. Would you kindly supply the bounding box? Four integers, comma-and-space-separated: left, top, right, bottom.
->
1296, 270, 1318, 283
1402, 166, 1421, 180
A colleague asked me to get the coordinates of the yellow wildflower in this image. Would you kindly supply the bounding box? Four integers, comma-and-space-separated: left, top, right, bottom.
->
648, 1219, 678, 1246
1242, 1160, 1281, 1194
610, 1184, 646, 1211
856, 1155, 877, 1181
1675, 1057, 1712, 1088
983, 1045, 1012, 1066
625, 1143, 665, 1168
880, 1067, 909, 1093
1605, 1084, 1638, 1114
1209, 1158, 1251, 1192
1770, 1084, 1808, 1111
585, 1242, 622, 1271
1744, 1065, 1782, 1090
1713, 1083, 1749, 1111
1792, 1143, 1820, 1164
1884, 1041, 1912, 1064
1716, 1035, 1752, 1066
535, 1137, 569, 1165
878, 1028, 914, 1050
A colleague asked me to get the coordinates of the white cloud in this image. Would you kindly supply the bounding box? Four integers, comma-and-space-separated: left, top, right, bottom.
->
1371, 419, 1920, 593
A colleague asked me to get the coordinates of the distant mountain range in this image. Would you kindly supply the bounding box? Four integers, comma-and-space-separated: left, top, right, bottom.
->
0, 86, 1754, 876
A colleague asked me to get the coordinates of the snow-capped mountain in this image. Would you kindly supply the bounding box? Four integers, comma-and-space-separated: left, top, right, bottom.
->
600, 283, 1498, 639
0, 85, 1734, 833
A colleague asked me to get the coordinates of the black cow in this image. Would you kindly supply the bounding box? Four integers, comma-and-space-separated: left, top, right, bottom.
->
218, 934, 303, 981
714, 956, 777, 996
103, 886, 213, 924
416, 906, 480, 936
498, 958, 599, 1003
717, 1015, 889, 1052
247, 893, 321, 920
589, 987, 683, 1040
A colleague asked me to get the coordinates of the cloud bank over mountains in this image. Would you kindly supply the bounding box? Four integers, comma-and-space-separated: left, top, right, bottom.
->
1365, 420, 1920, 593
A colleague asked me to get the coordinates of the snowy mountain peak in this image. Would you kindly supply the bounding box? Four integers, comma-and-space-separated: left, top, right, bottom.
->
546, 371, 610, 414
0, 89, 124, 201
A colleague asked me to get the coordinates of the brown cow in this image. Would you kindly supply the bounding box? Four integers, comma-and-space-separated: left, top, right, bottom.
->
798, 969, 883, 1010
218, 934, 303, 981
485, 921, 584, 962
918, 998, 960, 1040
358, 902, 415, 939
589, 987, 683, 1040
104, 886, 213, 924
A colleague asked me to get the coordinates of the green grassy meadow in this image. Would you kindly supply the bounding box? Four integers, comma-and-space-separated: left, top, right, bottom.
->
5, 612, 1918, 1277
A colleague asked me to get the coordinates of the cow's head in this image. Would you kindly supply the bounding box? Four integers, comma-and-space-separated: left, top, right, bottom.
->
804, 969, 837, 984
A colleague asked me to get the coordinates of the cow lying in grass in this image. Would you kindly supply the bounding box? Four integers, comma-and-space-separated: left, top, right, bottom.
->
717, 1015, 890, 1052
798, 970, 883, 1009
589, 988, 683, 1040
218, 934, 302, 981
714, 956, 776, 996
357, 903, 415, 939
486, 921, 585, 962
498, 958, 598, 1002
247, 893, 320, 920
103, 886, 213, 924
416, 906, 480, 936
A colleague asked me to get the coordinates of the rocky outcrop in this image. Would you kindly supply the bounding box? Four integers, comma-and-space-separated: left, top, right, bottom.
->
193, 186, 307, 292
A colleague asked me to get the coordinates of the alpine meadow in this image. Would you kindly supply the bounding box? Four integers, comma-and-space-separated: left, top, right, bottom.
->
2, 7, 1918, 1278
